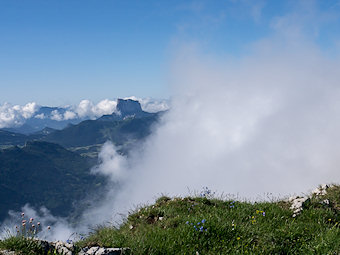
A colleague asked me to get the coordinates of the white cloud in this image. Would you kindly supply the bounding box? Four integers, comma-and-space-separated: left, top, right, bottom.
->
91, 142, 128, 182
63, 111, 77, 120
74, 99, 118, 119
50, 110, 63, 121
84, 8, 340, 226
0, 102, 39, 128
34, 113, 45, 119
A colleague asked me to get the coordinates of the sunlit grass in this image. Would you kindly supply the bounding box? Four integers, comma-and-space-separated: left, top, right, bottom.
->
77, 186, 340, 254
2, 185, 340, 254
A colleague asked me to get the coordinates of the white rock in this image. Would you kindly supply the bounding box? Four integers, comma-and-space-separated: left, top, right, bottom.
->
86, 247, 99, 254
289, 196, 309, 217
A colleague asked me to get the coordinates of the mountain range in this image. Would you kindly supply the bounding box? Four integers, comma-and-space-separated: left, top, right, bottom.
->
0, 99, 165, 222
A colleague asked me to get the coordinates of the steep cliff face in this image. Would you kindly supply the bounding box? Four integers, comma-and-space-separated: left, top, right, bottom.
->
116, 99, 143, 115
99, 99, 154, 121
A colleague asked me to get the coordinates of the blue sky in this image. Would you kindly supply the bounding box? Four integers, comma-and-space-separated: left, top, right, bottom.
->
1, 0, 340, 105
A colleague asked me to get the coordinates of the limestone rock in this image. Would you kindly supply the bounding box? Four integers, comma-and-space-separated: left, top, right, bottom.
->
312, 184, 333, 196
79, 246, 129, 255
0, 250, 16, 255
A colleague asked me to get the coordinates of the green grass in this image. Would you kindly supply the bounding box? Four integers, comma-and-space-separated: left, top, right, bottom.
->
78, 186, 340, 254
0, 236, 47, 255
2, 185, 340, 254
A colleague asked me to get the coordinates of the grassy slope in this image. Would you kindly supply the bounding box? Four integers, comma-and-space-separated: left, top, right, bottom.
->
2, 185, 340, 254
79, 186, 340, 254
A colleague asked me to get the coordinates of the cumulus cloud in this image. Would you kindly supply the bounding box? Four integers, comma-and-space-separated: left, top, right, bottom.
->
0, 102, 39, 128
34, 113, 45, 119
50, 110, 63, 121
63, 111, 77, 120
74, 99, 118, 119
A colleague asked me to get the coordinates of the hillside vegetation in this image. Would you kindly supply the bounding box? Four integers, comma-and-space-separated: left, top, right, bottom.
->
0, 141, 105, 221
1, 185, 340, 254
75, 185, 340, 254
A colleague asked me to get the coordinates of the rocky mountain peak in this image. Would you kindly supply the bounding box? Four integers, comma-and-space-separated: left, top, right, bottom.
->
116, 99, 143, 115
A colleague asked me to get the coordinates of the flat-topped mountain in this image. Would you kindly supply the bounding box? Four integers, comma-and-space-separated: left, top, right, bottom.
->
0, 99, 164, 152
98, 99, 154, 121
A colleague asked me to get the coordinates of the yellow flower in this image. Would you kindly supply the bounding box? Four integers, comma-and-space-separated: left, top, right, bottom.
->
237, 237, 240, 240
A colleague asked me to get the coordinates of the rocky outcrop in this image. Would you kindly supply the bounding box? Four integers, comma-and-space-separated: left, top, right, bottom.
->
1, 241, 130, 255
288, 196, 310, 217
79, 246, 130, 255
0, 250, 16, 255
287, 184, 334, 217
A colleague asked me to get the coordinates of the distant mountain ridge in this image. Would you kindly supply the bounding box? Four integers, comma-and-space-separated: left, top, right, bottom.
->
0, 99, 166, 224
3, 106, 85, 134
0, 99, 164, 152
0, 98, 169, 134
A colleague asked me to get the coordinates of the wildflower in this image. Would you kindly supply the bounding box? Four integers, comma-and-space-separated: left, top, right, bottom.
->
66, 239, 72, 244
22, 220, 26, 223
186, 221, 189, 224
201, 219, 206, 224
37, 222, 41, 225
31, 224, 35, 228
22, 223, 26, 227
237, 237, 240, 240
21, 212, 24, 217
262, 212, 266, 216
47, 226, 51, 230
29, 218, 34, 223
197, 222, 200, 225
328, 219, 332, 222
199, 226, 204, 232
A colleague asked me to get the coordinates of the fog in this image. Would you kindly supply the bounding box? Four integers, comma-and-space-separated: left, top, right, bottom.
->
3, 1, 340, 241
4, 36, 340, 243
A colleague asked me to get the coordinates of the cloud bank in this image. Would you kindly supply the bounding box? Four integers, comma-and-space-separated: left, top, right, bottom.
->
0, 98, 169, 128
84, 1, 340, 223
0, 102, 38, 128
